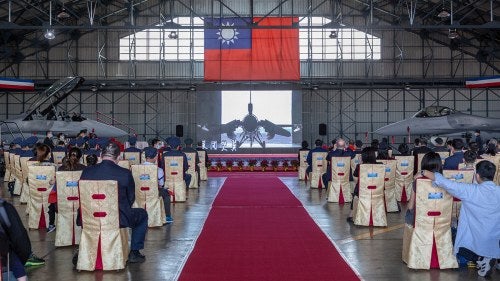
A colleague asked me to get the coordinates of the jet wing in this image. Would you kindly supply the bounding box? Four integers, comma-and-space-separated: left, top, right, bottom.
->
259, 119, 291, 139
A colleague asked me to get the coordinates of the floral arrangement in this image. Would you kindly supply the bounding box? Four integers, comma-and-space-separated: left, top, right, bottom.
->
237, 160, 245, 170
260, 159, 269, 167
270, 160, 279, 168
248, 159, 258, 167
215, 159, 223, 169
291, 159, 300, 168
225, 159, 234, 168
282, 159, 289, 168
206, 158, 212, 168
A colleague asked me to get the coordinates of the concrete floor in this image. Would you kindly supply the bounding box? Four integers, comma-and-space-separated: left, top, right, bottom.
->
1, 175, 497, 281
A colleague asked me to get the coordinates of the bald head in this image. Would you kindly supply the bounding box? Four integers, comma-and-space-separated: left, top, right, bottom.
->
336, 138, 346, 149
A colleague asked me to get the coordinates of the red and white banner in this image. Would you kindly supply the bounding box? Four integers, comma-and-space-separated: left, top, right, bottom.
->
0, 78, 35, 91
465, 76, 500, 88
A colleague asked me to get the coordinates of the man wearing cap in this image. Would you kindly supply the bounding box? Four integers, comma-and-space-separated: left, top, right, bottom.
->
163, 137, 191, 187
125, 136, 142, 153
143, 147, 173, 224
80, 142, 149, 263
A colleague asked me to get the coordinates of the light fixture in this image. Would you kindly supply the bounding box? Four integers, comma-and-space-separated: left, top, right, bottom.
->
57, 8, 70, 19
437, 0, 450, 18
44, 29, 55, 40
168, 31, 178, 39
448, 29, 459, 39
311, 84, 319, 91
329, 31, 338, 39
45, 1, 55, 40
404, 84, 411, 90
189, 84, 196, 91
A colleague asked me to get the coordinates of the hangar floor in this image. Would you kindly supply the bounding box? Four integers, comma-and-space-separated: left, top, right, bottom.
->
0, 175, 496, 281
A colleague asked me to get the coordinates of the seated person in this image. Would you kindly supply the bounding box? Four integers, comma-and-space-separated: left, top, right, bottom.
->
124, 136, 142, 153
322, 138, 354, 186
443, 139, 464, 170
405, 152, 442, 227
143, 147, 173, 224
461, 150, 477, 171
80, 142, 148, 263
422, 161, 500, 278
346, 147, 380, 222
163, 137, 191, 187
306, 139, 328, 174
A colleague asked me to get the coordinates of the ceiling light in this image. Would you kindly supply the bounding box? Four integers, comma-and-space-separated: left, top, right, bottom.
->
168, 31, 178, 39
44, 29, 55, 40
437, 8, 450, 18
189, 85, 196, 91
329, 31, 338, 39
404, 84, 411, 90
57, 9, 70, 19
311, 84, 319, 91
448, 29, 459, 39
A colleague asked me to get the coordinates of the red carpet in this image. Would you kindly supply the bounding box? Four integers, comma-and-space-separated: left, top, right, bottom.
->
179, 176, 361, 281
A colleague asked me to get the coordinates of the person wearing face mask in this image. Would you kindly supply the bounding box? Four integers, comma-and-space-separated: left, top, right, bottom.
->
43, 131, 54, 149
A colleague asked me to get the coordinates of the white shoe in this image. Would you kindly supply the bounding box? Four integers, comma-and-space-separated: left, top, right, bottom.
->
477, 257, 495, 277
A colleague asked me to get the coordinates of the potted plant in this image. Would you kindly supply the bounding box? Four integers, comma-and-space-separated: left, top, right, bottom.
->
206, 158, 212, 169
237, 160, 245, 171
260, 159, 269, 171
248, 159, 257, 171
225, 159, 234, 172
291, 159, 300, 171
282, 159, 290, 171
215, 159, 223, 171
270, 160, 279, 171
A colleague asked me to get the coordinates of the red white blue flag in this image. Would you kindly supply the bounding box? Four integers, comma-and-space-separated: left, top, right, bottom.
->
0, 77, 35, 91
465, 76, 500, 88
204, 17, 300, 81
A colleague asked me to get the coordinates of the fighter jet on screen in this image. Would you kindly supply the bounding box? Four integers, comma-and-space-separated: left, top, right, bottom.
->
374, 106, 500, 137
1, 76, 127, 142
220, 95, 292, 148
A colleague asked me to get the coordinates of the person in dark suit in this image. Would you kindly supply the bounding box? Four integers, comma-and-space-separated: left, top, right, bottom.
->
124, 136, 142, 153
443, 138, 465, 170
474, 130, 484, 154
412, 137, 433, 155
433, 137, 449, 152
322, 138, 355, 186
80, 142, 148, 263
163, 137, 191, 187
306, 139, 328, 174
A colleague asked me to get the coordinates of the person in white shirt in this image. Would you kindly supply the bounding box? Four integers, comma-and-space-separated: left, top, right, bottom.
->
422, 160, 500, 277
143, 147, 173, 224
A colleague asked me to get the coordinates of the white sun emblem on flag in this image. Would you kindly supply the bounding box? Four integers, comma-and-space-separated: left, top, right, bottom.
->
216, 22, 239, 45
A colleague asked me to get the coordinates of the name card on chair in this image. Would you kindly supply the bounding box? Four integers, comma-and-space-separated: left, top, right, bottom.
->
367, 172, 378, 178
385, 167, 391, 172
129, 157, 136, 160
337, 162, 345, 167
36, 175, 47, 180
452, 174, 464, 180
66, 181, 78, 187
316, 157, 324, 160
428, 192, 443, 200
139, 174, 151, 180
401, 161, 409, 167
170, 161, 179, 167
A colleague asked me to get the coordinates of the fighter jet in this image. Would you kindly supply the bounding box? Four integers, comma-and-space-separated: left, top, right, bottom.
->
0, 76, 127, 142
221, 94, 291, 148
374, 106, 500, 137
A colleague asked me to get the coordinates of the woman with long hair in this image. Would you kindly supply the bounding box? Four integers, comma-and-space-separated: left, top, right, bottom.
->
47, 147, 85, 233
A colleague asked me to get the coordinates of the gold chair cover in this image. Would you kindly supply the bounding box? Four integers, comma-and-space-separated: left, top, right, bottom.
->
351, 154, 362, 184
416, 153, 426, 174
442, 170, 474, 220
117, 160, 131, 170
395, 155, 414, 202
3, 151, 11, 182
354, 164, 387, 227
198, 150, 208, 181
436, 151, 450, 165
52, 151, 66, 166
12, 154, 22, 195
164, 156, 187, 202
298, 151, 309, 180
327, 157, 352, 203
405, 178, 457, 269
27, 164, 55, 229
185, 152, 199, 188
380, 159, 398, 212
309, 152, 327, 188
131, 165, 166, 227
19, 157, 32, 203
124, 152, 141, 165
55, 171, 83, 247
77, 180, 129, 271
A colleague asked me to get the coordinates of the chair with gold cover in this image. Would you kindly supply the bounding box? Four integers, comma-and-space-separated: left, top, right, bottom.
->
164, 156, 187, 202
77, 180, 129, 271
353, 164, 387, 227
298, 150, 309, 181
55, 170, 83, 247
442, 170, 475, 220
436, 151, 450, 165
185, 152, 199, 188
380, 159, 398, 212
327, 157, 352, 203
117, 160, 131, 170
19, 157, 34, 204
52, 151, 66, 166
131, 164, 165, 227
395, 155, 415, 202
309, 152, 327, 188
12, 154, 23, 195
402, 178, 457, 269
124, 152, 141, 165
350, 154, 362, 194
415, 153, 427, 175
3, 151, 11, 182
198, 150, 208, 181
27, 164, 56, 229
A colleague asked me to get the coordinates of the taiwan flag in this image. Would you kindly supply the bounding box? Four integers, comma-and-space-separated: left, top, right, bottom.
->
204, 17, 300, 81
